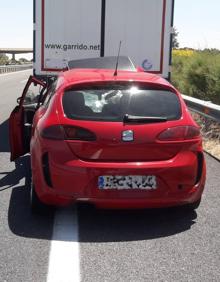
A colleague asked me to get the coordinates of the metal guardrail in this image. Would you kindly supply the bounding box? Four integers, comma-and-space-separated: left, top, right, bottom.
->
0, 64, 33, 74
182, 94, 220, 123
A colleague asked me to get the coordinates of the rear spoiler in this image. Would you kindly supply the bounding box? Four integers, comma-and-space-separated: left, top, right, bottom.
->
68, 56, 136, 72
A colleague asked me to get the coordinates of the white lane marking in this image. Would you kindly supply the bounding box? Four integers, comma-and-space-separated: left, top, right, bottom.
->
47, 207, 80, 282
0, 69, 32, 77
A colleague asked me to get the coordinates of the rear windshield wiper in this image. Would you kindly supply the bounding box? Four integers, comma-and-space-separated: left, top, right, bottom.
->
123, 114, 167, 123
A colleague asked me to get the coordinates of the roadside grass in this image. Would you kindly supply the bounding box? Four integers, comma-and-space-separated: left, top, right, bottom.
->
172, 49, 220, 159
203, 139, 220, 160
191, 112, 220, 160
171, 50, 220, 105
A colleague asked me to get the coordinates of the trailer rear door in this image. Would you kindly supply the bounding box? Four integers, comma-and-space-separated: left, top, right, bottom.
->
34, 0, 173, 78
104, 0, 172, 78
35, 0, 102, 75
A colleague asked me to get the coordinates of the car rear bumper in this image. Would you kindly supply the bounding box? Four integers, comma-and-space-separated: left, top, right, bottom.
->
31, 150, 206, 208
32, 184, 205, 209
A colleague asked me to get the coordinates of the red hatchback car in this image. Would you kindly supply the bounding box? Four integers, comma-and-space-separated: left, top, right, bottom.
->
9, 57, 206, 212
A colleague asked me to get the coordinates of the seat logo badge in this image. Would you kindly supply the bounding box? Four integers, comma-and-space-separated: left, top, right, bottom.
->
122, 130, 134, 142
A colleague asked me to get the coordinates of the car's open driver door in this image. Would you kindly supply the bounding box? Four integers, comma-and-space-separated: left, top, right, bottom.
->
9, 76, 46, 161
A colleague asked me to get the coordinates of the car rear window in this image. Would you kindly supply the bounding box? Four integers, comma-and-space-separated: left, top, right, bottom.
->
62, 83, 181, 122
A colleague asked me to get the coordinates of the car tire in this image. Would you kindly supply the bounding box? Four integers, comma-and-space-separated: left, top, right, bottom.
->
30, 182, 51, 214
184, 197, 201, 210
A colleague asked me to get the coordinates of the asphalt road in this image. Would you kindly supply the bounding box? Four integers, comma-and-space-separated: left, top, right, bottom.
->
0, 70, 220, 282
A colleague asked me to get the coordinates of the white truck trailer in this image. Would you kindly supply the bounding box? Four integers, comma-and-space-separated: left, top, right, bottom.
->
33, 0, 175, 79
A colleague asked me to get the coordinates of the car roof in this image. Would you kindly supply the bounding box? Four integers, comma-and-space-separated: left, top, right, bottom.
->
59, 69, 173, 89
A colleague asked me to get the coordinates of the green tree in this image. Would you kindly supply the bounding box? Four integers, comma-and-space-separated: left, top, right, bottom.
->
0, 53, 9, 65
19, 57, 29, 64
172, 27, 179, 49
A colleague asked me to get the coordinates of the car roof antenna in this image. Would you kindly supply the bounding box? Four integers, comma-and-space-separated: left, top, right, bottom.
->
113, 41, 122, 76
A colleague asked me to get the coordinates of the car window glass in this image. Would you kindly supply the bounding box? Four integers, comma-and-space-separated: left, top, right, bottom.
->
23, 83, 42, 105
62, 83, 181, 122
43, 81, 57, 107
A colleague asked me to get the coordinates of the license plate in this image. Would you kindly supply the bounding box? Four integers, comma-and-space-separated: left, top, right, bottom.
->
98, 175, 157, 190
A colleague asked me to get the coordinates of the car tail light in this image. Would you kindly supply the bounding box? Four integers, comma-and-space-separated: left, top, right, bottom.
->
40, 125, 65, 140
41, 125, 96, 141
157, 126, 201, 141
64, 126, 96, 141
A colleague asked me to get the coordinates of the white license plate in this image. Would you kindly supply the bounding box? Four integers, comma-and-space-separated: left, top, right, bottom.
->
98, 175, 157, 190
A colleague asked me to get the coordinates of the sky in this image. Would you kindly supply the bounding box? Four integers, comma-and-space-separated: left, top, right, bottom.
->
174, 0, 220, 50
0, 0, 220, 59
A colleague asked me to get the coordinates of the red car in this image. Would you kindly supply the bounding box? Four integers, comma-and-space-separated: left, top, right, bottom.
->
9, 57, 206, 212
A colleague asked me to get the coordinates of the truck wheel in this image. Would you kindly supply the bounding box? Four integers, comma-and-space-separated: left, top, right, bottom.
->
30, 182, 50, 214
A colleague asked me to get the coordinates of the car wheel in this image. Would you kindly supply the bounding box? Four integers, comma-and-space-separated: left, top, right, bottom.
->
184, 197, 201, 210
30, 182, 51, 214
